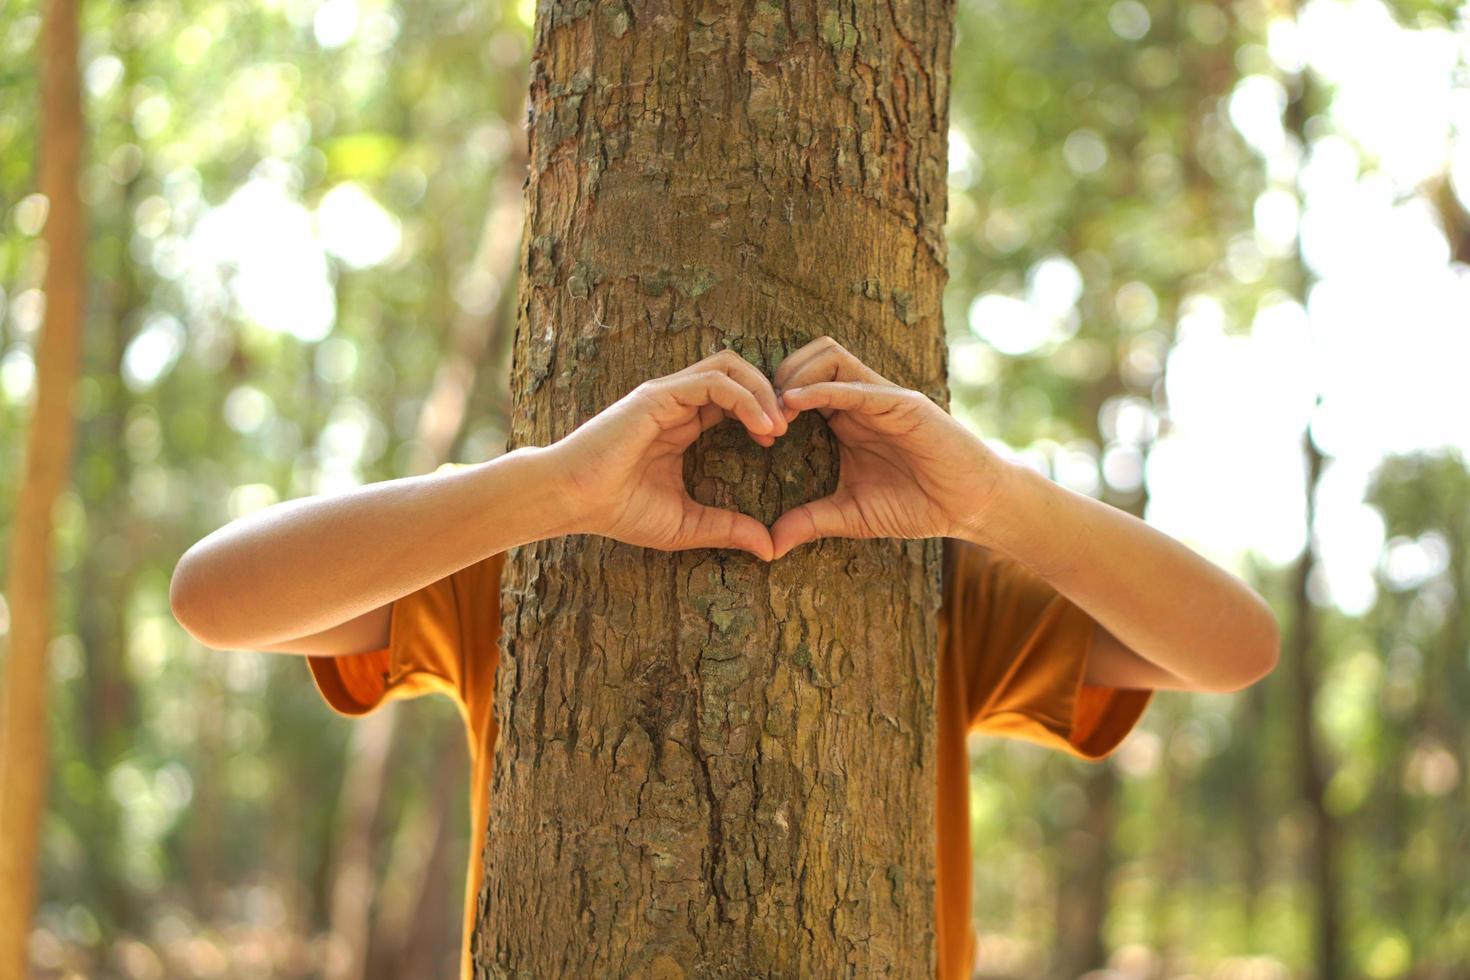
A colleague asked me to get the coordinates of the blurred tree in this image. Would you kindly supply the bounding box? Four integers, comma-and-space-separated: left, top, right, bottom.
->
322, 143, 526, 980
1287, 412, 1338, 979
69, 5, 147, 940
1365, 450, 1470, 971
945, 0, 1266, 971
0, 0, 86, 971
1280, 32, 1341, 979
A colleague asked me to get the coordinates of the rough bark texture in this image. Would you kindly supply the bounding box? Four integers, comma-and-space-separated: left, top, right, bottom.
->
0, 0, 86, 971
476, 0, 954, 974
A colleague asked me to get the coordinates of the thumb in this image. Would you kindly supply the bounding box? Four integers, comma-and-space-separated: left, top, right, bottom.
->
677, 501, 775, 561
769, 494, 854, 560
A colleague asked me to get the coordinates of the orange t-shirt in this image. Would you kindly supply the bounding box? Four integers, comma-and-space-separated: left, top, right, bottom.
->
308, 536, 1153, 979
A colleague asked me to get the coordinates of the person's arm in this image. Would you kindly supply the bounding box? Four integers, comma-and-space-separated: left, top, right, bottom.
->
769, 336, 1279, 694
169, 447, 573, 654
962, 460, 1278, 692
170, 349, 787, 654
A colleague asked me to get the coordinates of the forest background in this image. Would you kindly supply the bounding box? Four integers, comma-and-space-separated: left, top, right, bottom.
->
1, 0, 1468, 976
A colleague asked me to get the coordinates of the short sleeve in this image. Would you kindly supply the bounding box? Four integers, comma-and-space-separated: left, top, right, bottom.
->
306, 549, 506, 725
939, 537, 1153, 761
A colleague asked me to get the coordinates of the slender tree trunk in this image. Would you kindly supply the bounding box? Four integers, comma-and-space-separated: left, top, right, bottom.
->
73, 238, 139, 939
1054, 763, 1117, 978
479, 1, 954, 972
1288, 424, 1339, 980
324, 706, 400, 980
183, 350, 253, 920
410, 157, 528, 473
368, 723, 469, 980
1046, 269, 1175, 978
74, 19, 146, 934
324, 157, 528, 980
1282, 51, 1341, 980
1056, 449, 1162, 978
1238, 676, 1267, 945
0, 0, 86, 971
1443, 510, 1470, 954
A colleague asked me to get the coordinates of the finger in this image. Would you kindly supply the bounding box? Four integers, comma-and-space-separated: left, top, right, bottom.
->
659, 371, 775, 436
697, 402, 724, 432
780, 382, 919, 420
781, 348, 893, 395
774, 336, 847, 389
683, 349, 788, 437
678, 501, 775, 561
697, 386, 778, 445
770, 494, 856, 560
774, 336, 887, 392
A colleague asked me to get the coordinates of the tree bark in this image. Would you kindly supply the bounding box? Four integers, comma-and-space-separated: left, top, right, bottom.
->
0, 0, 86, 972
477, 1, 954, 973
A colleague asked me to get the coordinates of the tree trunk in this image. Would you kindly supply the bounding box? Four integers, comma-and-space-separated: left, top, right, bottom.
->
0, 0, 86, 972
1238, 677, 1267, 947
1283, 52, 1341, 980
1288, 423, 1340, 980
323, 150, 528, 980
1054, 764, 1117, 979
324, 706, 400, 980
368, 723, 470, 980
73, 17, 146, 935
478, 1, 954, 973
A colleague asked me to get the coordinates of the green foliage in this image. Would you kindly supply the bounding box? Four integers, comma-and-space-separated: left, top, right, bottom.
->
2, 0, 1467, 976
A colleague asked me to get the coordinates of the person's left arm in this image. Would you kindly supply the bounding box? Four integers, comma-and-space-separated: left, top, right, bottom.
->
770, 336, 1279, 694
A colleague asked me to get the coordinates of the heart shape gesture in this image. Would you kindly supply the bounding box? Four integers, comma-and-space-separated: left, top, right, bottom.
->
551, 338, 1008, 561
767, 337, 1007, 559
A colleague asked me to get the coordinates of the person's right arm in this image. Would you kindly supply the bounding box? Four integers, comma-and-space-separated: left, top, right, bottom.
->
169, 349, 788, 656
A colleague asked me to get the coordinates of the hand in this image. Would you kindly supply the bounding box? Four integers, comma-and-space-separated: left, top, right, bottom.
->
550, 349, 790, 560
769, 337, 1009, 560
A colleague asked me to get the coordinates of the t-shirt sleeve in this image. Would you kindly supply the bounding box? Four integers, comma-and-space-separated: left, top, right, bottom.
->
940, 537, 1153, 761
306, 548, 505, 723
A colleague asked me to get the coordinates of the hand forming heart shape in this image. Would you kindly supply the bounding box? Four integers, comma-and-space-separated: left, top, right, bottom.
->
550, 337, 1008, 562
